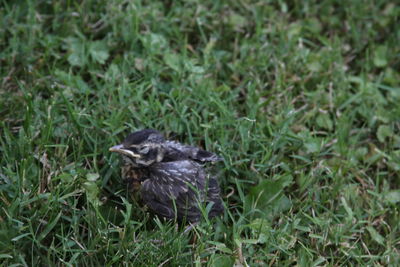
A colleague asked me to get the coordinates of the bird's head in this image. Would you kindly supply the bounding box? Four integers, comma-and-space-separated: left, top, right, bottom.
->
109, 129, 165, 167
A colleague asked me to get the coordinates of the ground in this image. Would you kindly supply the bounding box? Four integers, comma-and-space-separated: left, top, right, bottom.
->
0, 0, 399, 266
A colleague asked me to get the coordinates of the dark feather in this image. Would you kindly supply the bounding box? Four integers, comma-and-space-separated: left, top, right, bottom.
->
206, 177, 224, 217
123, 129, 164, 146
163, 141, 223, 163
141, 160, 216, 222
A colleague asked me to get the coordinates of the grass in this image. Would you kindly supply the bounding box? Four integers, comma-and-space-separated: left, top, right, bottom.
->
0, 0, 399, 266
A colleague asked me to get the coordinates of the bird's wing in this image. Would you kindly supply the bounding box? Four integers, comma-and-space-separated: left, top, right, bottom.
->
141, 160, 206, 221
163, 141, 223, 162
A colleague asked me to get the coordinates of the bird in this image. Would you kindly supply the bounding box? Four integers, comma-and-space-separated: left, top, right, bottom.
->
109, 129, 224, 223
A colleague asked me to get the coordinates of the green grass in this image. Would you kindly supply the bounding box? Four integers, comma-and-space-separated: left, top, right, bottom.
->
1, 0, 399, 266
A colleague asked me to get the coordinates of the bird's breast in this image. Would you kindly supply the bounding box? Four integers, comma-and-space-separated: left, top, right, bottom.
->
122, 164, 148, 192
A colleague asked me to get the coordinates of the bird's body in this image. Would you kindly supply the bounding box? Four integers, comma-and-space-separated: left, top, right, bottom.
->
110, 129, 224, 223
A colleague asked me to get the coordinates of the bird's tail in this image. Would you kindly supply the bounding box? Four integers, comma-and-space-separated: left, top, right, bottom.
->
207, 177, 224, 218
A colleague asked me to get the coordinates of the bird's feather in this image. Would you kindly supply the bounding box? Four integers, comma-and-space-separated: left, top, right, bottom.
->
163, 141, 223, 162
141, 160, 210, 222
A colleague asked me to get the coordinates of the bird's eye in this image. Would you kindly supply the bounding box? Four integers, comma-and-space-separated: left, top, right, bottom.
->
139, 146, 150, 154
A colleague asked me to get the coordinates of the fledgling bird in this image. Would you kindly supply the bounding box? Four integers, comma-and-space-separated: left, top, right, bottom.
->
109, 129, 224, 223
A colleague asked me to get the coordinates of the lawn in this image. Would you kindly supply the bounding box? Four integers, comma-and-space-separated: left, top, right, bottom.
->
1, 0, 399, 266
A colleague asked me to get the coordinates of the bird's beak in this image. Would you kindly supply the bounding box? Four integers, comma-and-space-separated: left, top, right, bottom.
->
109, 144, 141, 158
